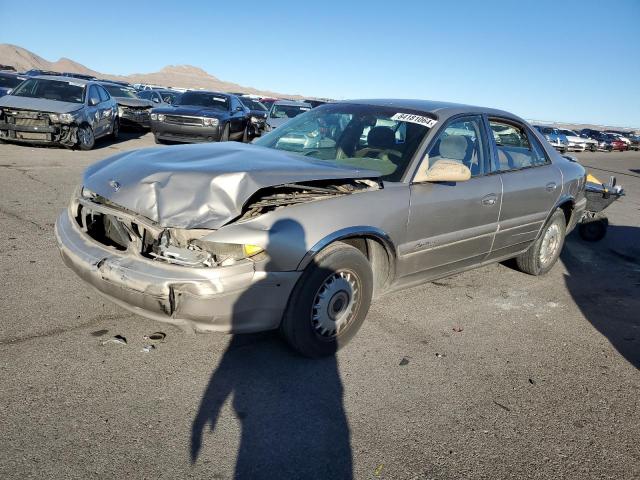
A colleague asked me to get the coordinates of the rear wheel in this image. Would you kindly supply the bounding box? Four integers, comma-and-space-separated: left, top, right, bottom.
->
280, 242, 373, 357
241, 125, 249, 143
77, 125, 95, 151
515, 209, 566, 275
110, 118, 119, 140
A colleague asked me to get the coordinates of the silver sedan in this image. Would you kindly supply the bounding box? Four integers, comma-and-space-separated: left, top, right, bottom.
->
55, 99, 587, 356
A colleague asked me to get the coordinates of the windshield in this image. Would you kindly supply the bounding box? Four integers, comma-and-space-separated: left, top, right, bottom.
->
239, 97, 267, 111
0, 75, 24, 89
270, 103, 311, 119
254, 103, 434, 181
103, 84, 138, 98
176, 92, 229, 110
11, 78, 85, 103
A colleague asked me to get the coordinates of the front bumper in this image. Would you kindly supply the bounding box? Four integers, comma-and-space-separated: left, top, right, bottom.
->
151, 120, 221, 143
0, 120, 75, 146
54, 209, 301, 333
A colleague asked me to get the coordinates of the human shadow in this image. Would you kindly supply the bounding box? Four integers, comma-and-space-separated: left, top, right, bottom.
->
191, 219, 353, 479
561, 225, 640, 368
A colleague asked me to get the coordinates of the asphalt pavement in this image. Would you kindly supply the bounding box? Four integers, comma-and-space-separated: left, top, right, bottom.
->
0, 134, 638, 479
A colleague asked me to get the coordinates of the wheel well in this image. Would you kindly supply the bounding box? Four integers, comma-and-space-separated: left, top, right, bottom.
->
338, 236, 393, 296
558, 200, 574, 226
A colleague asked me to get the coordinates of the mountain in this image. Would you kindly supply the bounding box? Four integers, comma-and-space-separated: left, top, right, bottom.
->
0, 44, 302, 99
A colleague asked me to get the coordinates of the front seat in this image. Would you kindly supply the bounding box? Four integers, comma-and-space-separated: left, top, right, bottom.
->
356, 126, 402, 162
439, 135, 479, 174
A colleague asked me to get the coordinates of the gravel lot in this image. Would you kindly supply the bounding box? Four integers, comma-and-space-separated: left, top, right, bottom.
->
0, 133, 638, 479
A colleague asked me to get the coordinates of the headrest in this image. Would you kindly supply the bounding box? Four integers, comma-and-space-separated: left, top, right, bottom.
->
440, 135, 468, 161
368, 126, 396, 149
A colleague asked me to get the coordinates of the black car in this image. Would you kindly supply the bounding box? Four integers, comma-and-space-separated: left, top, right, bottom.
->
138, 88, 181, 106
238, 96, 268, 137
100, 82, 154, 129
303, 99, 328, 108
150, 91, 251, 144
23, 69, 61, 77
63, 72, 97, 81
0, 72, 27, 97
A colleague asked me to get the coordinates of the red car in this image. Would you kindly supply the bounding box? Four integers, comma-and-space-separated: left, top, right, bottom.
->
610, 138, 628, 151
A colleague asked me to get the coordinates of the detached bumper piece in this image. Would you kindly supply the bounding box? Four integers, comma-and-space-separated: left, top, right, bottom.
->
54, 205, 300, 333
579, 174, 624, 242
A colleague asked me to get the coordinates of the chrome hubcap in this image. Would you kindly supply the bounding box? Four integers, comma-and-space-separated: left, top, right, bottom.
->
312, 270, 359, 338
540, 223, 561, 265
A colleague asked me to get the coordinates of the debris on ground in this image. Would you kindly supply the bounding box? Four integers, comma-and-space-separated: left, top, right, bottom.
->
91, 329, 108, 337
100, 335, 127, 346
374, 463, 384, 476
435, 352, 446, 358
141, 344, 156, 353
493, 400, 511, 412
143, 332, 166, 341
452, 326, 464, 333
528, 378, 535, 385
399, 357, 410, 366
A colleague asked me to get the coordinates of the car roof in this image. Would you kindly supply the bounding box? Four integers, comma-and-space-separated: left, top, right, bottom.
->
274, 99, 312, 107
33, 75, 93, 85
183, 90, 230, 97
339, 98, 524, 122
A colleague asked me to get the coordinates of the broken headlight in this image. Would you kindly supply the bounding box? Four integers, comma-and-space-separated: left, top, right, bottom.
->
151, 229, 264, 268
49, 112, 79, 124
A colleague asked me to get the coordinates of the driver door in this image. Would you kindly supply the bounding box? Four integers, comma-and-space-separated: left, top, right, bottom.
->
398, 115, 502, 281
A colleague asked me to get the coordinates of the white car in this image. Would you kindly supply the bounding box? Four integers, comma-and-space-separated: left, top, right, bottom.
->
558, 129, 592, 152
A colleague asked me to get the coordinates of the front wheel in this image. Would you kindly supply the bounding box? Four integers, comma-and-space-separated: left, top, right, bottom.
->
280, 242, 373, 357
76, 125, 95, 151
220, 123, 230, 142
515, 209, 566, 275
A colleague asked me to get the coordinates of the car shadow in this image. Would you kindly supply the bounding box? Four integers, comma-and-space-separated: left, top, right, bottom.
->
561, 225, 640, 369
190, 219, 353, 479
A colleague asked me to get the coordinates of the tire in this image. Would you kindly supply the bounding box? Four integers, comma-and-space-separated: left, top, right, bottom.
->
220, 123, 230, 141
110, 118, 119, 140
77, 124, 95, 151
241, 125, 249, 143
515, 209, 566, 276
280, 242, 373, 357
154, 135, 166, 145
579, 219, 608, 242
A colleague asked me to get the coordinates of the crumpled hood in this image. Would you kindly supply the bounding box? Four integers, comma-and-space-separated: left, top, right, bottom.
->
0, 95, 82, 113
115, 97, 153, 108
82, 142, 379, 229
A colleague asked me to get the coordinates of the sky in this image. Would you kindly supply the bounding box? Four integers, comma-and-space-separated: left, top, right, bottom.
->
1, 0, 639, 127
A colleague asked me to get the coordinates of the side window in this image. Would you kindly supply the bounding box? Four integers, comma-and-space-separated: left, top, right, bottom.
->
138, 90, 151, 100
152, 92, 162, 103
97, 86, 110, 102
426, 115, 486, 177
528, 130, 551, 166
489, 119, 539, 172
88, 85, 100, 105
230, 97, 240, 111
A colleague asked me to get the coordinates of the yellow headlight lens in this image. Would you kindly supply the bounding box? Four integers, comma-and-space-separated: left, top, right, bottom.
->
242, 244, 264, 257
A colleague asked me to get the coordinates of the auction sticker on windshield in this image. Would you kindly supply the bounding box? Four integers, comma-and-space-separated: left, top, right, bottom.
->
391, 113, 437, 128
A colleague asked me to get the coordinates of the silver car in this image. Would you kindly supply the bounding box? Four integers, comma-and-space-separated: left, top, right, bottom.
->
265, 100, 312, 131
55, 100, 587, 356
0, 75, 119, 150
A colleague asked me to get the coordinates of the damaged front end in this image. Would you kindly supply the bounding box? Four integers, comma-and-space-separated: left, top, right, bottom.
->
0, 108, 78, 146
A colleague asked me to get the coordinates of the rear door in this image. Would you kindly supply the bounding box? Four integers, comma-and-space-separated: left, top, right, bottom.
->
86, 85, 104, 136
399, 115, 502, 281
486, 117, 562, 259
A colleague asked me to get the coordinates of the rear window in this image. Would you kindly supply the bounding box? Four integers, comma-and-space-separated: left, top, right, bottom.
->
11, 78, 85, 103
0, 75, 24, 89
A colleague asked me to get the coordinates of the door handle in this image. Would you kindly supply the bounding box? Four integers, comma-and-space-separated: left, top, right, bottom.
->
546, 182, 557, 192
481, 193, 497, 206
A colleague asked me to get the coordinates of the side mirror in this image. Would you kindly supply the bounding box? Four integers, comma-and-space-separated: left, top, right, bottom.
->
235, 106, 243, 112
89, 97, 100, 106
414, 157, 471, 183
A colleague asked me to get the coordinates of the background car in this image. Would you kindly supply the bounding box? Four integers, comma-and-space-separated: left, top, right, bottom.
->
138, 88, 181, 106
100, 81, 154, 129
238, 96, 268, 137
533, 125, 569, 153
265, 100, 312, 131
0, 75, 118, 150
259, 97, 279, 108
557, 128, 588, 151
150, 90, 250, 144
0, 71, 27, 97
